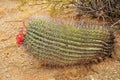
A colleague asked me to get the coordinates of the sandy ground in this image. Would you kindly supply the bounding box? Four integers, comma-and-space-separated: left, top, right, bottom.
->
0, 0, 120, 80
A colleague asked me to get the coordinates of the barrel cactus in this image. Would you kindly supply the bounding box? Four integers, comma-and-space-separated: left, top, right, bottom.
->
23, 17, 115, 66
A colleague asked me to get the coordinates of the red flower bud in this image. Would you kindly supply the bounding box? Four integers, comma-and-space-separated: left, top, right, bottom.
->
16, 32, 24, 45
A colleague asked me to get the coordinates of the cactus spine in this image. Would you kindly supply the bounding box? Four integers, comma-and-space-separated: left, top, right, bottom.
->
24, 18, 114, 66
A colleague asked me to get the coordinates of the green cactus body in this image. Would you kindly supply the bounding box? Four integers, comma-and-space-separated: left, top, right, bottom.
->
24, 18, 114, 66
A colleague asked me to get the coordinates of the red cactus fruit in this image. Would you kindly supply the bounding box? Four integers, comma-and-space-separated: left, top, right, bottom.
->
16, 21, 26, 45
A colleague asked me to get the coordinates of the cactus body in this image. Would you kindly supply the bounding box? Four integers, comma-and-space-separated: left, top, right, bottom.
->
24, 19, 114, 66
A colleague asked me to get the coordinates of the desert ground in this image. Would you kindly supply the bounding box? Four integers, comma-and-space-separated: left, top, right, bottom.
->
0, 0, 120, 80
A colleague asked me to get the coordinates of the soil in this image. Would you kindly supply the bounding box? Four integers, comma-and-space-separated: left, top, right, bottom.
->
0, 0, 120, 80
